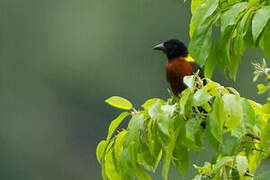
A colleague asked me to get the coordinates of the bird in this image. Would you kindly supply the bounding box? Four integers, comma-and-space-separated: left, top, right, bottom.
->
153, 39, 204, 96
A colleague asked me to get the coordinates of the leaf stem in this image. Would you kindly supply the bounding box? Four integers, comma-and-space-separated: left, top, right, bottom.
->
246, 132, 260, 140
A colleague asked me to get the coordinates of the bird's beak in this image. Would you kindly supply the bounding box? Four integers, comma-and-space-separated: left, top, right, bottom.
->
153, 43, 166, 51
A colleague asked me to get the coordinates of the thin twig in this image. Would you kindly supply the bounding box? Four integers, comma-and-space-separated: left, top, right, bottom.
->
226, 165, 254, 177
246, 132, 260, 141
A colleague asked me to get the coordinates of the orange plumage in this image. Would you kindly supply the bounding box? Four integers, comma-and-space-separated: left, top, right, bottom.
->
165, 58, 193, 95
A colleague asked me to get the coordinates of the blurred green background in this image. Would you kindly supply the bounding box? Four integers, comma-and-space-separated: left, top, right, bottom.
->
0, 0, 266, 179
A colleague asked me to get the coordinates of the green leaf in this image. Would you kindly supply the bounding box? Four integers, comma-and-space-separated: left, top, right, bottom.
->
126, 114, 144, 141
107, 112, 129, 142
236, 155, 248, 176
252, 6, 270, 42
221, 136, 241, 156
148, 100, 162, 120
232, 99, 256, 138
180, 125, 203, 151
221, 2, 248, 32
105, 144, 122, 180
194, 162, 212, 175
160, 104, 175, 136
193, 175, 202, 180
179, 88, 192, 115
193, 89, 212, 106
186, 118, 202, 141
207, 113, 223, 144
105, 96, 133, 110
262, 25, 270, 58
238, 9, 253, 36
191, 0, 206, 14
142, 98, 164, 110
96, 140, 107, 163
244, 12, 256, 48
262, 102, 270, 115
162, 122, 184, 180
255, 157, 270, 180
189, 12, 219, 65
215, 26, 235, 76
261, 123, 270, 154
114, 130, 128, 159
147, 119, 163, 167
131, 166, 151, 180
220, 3, 249, 79
148, 101, 175, 136
212, 156, 234, 172
222, 94, 243, 131
204, 48, 217, 78
172, 145, 189, 176
212, 96, 226, 130
190, 0, 219, 37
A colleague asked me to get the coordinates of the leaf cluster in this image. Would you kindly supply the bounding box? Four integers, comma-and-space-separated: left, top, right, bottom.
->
188, 0, 270, 79
97, 75, 270, 180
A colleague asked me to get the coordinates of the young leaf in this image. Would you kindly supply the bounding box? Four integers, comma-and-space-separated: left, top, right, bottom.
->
105, 144, 122, 180
107, 112, 129, 142
105, 96, 133, 110
126, 114, 144, 141
159, 104, 175, 136
193, 89, 212, 106
142, 98, 164, 110
114, 130, 128, 159
252, 6, 270, 42
236, 155, 248, 176
148, 100, 162, 120
179, 88, 191, 115
194, 162, 212, 175
96, 140, 107, 163
193, 175, 202, 180
183, 75, 195, 92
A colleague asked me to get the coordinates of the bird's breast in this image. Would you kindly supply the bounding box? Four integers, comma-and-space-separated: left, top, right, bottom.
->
165, 58, 193, 79
165, 58, 193, 95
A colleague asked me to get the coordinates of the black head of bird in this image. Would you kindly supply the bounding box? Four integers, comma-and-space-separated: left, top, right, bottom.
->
153, 39, 188, 60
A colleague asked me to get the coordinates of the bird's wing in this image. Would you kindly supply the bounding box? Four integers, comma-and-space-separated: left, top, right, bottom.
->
189, 61, 204, 79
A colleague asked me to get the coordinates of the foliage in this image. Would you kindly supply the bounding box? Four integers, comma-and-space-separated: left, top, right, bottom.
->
97, 0, 270, 179
189, 0, 270, 80
97, 72, 269, 179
